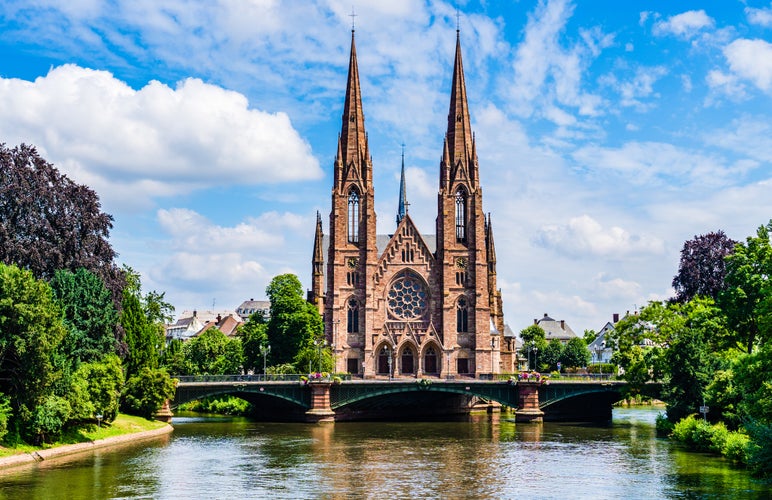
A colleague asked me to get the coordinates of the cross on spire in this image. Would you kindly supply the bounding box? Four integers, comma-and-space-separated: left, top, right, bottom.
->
350, 7, 357, 31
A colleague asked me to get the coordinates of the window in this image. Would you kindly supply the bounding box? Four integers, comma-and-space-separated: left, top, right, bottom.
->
457, 358, 469, 374
401, 244, 415, 263
456, 296, 469, 333
387, 271, 429, 321
455, 271, 466, 286
347, 358, 360, 374
347, 298, 359, 333
348, 190, 360, 243
378, 346, 391, 375
346, 271, 359, 286
455, 189, 466, 243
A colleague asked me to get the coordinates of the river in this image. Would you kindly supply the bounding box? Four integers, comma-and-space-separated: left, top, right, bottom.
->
0, 407, 768, 499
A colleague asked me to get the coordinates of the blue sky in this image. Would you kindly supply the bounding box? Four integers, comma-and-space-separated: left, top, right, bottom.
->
1, 0, 770, 333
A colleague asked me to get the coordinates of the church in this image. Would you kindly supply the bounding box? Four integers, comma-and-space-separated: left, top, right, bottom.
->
309, 29, 516, 378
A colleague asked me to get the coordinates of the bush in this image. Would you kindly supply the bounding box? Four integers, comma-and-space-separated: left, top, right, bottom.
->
656, 413, 674, 437
180, 396, 252, 415
122, 367, 176, 419
31, 395, 71, 444
671, 414, 700, 445
0, 394, 11, 442
722, 431, 751, 464
745, 421, 772, 478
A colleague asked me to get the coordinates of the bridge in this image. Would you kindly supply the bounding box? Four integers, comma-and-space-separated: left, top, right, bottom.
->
170, 376, 661, 423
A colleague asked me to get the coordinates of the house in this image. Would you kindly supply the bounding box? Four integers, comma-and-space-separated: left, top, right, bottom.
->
236, 299, 270, 321
166, 309, 242, 341
587, 313, 619, 364
534, 313, 578, 344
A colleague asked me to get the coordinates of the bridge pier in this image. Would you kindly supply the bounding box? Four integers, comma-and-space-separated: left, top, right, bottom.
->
305, 382, 336, 423
514, 382, 544, 423
154, 399, 174, 423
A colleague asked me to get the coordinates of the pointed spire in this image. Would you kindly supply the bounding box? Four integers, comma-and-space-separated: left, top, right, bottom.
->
397, 145, 407, 225
485, 213, 496, 267
445, 31, 474, 185
313, 211, 324, 275
340, 29, 368, 177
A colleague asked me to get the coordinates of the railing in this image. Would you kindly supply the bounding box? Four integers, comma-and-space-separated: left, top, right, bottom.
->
175, 373, 354, 383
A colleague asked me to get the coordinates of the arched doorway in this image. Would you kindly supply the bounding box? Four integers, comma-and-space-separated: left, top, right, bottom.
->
377, 345, 392, 376
424, 347, 438, 375
400, 347, 415, 375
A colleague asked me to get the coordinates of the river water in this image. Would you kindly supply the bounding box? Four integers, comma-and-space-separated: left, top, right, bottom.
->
0, 408, 768, 499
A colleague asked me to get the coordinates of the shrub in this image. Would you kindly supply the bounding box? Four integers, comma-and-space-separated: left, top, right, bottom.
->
671, 414, 699, 445
122, 367, 176, 419
745, 421, 772, 478
0, 394, 11, 442
31, 395, 71, 444
655, 413, 674, 437
722, 431, 751, 464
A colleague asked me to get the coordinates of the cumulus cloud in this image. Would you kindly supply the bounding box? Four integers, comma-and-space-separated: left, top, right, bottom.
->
745, 6, 772, 27
723, 39, 772, 93
591, 273, 642, 299
652, 10, 714, 38
0, 65, 321, 211
534, 215, 664, 258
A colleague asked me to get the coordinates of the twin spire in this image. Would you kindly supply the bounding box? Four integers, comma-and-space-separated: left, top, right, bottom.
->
338, 28, 474, 224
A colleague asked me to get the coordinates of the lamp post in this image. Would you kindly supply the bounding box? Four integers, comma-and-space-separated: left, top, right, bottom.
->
261, 343, 271, 378
314, 339, 325, 374
387, 348, 393, 381
533, 346, 539, 373
528, 341, 534, 370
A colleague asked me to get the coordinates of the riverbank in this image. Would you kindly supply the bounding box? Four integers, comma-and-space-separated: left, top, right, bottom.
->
0, 415, 173, 470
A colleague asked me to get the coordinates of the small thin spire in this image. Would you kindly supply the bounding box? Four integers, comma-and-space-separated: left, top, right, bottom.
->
397, 144, 408, 225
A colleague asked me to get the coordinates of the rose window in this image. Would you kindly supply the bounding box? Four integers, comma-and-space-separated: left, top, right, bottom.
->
387, 272, 428, 320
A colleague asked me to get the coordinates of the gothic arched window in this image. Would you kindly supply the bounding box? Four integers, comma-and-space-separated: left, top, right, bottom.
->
348, 190, 360, 244
347, 298, 359, 333
455, 188, 467, 243
401, 348, 415, 374
456, 296, 469, 333
424, 347, 438, 374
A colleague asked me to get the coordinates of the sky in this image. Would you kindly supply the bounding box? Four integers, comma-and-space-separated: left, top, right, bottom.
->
1, 0, 771, 333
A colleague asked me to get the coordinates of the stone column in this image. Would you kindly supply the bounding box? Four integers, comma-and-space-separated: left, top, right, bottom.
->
154, 399, 174, 423
514, 382, 544, 423
305, 382, 336, 423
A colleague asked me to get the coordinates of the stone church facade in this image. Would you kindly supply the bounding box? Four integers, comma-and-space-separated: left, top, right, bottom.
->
309, 30, 514, 378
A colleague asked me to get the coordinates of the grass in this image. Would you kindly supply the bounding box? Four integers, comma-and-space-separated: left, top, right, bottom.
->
0, 414, 168, 458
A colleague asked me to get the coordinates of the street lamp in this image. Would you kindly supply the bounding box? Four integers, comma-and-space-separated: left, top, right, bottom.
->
314, 339, 326, 374
595, 341, 606, 379
533, 346, 539, 373
529, 341, 534, 370
387, 347, 393, 381
261, 343, 271, 377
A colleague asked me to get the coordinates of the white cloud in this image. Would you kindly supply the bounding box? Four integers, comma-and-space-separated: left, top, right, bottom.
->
0, 65, 321, 211
534, 215, 665, 259
508, 0, 606, 122
572, 141, 748, 188
707, 117, 772, 163
745, 6, 772, 27
652, 10, 714, 39
591, 274, 642, 300
723, 38, 772, 93
600, 65, 667, 110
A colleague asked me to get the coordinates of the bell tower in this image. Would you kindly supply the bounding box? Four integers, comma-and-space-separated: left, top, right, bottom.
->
325, 29, 378, 373
435, 31, 495, 376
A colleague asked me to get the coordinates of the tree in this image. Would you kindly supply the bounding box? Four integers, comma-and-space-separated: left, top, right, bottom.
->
183, 328, 243, 375
121, 367, 176, 419
607, 304, 666, 391
121, 290, 160, 378
265, 274, 323, 366
67, 355, 124, 424
672, 230, 737, 303
518, 325, 547, 370
540, 339, 563, 372
50, 268, 118, 365
0, 263, 66, 436
719, 220, 772, 353
0, 143, 124, 303
237, 312, 269, 373
559, 337, 591, 369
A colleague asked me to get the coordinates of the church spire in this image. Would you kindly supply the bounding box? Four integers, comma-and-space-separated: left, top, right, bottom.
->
338, 29, 370, 188
397, 145, 407, 225
313, 211, 324, 271
445, 30, 474, 186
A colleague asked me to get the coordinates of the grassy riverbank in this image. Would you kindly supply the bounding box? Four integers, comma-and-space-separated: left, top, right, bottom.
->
0, 414, 168, 458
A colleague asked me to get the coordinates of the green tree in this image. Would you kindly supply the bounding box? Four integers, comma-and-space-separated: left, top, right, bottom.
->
121, 289, 160, 378
540, 339, 563, 372
30, 395, 71, 444
518, 325, 547, 370
607, 304, 666, 392
183, 328, 243, 375
160, 338, 192, 375
0, 263, 66, 437
265, 274, 323, 366
719, 220, 772, 353
68, 355, 124, 423
583, 329, 598, 345
50, 268, 118, 365
559, 337, 591, 369
121, 367, 176, 419
237, 312, 269, 373
732, 343, 772, 424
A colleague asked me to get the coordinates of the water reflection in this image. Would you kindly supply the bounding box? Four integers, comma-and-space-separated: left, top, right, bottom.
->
0, 409, 768, 499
